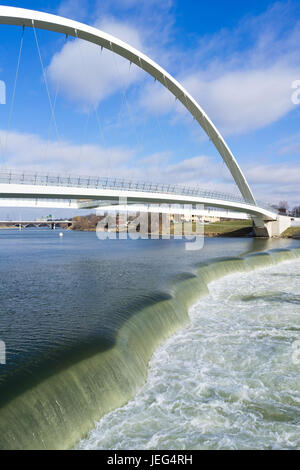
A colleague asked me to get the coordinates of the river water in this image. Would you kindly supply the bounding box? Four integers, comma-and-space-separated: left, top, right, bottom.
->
0, 229, 299, 449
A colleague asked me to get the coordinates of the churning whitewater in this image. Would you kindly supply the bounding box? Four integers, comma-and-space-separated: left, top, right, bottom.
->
78, 258, 300, 450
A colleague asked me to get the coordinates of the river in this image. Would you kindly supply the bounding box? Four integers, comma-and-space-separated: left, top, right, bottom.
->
0, 229, 299, 449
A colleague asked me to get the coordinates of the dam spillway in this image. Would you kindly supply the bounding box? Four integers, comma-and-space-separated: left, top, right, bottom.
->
0, 231, 299, 449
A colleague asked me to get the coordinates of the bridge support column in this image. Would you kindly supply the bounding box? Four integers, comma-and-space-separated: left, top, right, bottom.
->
253, 215, 292, 238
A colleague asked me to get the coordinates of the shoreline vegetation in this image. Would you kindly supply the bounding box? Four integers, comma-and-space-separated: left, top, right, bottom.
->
1, 215, 299, 238
71, 214, 300, 239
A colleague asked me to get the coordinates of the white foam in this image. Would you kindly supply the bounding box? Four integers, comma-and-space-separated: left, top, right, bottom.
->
77, 259, 300, 450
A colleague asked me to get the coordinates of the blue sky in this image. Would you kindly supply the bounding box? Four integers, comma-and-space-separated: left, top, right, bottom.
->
0, 0, 299, 219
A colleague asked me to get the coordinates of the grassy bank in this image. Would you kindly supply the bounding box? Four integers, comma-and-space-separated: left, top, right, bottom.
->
203, 219, 252, 237
71, 215, 253, 238
280, 226, 300, 238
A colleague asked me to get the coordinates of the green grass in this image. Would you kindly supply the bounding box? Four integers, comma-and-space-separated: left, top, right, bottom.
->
203, 219, 252, 235
160, 219, 252, 237
172, 219, 252, 237
280, 226, 300, 238
169, 219, 252, 237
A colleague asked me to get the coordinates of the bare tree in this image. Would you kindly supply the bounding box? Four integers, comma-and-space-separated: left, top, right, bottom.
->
278, 201, 289, 214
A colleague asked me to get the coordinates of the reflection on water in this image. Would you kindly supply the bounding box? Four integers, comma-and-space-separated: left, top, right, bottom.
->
1, 230, 296, 391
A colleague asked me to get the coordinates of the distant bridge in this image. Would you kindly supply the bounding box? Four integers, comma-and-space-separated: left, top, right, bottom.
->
0, 218, 72, 229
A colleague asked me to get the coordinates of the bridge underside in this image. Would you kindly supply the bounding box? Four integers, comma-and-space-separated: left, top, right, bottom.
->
0, 195, 294, 237
0, 182, 277, 219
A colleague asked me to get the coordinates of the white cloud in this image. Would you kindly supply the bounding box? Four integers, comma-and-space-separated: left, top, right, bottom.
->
2, 129, 299, 205
52, 0, 176, 108
0, 129, 234, 189
245, 164, 300, 206
141, 64, 300, 136
185, 65, 299, 135
140, 3, 300, 136
47, 18, 144, 107
0, 130, 134, 176
47, 1, 300, 143
246, 164, 300, 186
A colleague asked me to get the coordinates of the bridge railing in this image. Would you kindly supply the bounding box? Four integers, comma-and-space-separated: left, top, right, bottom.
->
0, 170, 278, 213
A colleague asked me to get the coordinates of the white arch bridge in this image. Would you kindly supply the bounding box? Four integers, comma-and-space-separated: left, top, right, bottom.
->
0, 6, 296, 237
0, 170, 294, 237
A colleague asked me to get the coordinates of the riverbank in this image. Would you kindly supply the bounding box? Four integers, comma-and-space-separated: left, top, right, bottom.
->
70, 216, 300, 238
281, 226, 300, 238
71, 215, 254, 237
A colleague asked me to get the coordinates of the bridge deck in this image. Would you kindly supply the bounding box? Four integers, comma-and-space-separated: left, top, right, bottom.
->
0, 170, 277, 222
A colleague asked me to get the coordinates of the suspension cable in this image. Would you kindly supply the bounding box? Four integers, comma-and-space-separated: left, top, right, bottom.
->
75, 30, 118, 177
1, 26, 25, 166
94, 46, 120, 178
152, 81, 171, 158
42, 33, 69, 162
73, 29, 95, 168
94, 103, 113, 178
79, 108, 91, 163
110, 42, 142, 152
32, 20, 60, 142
